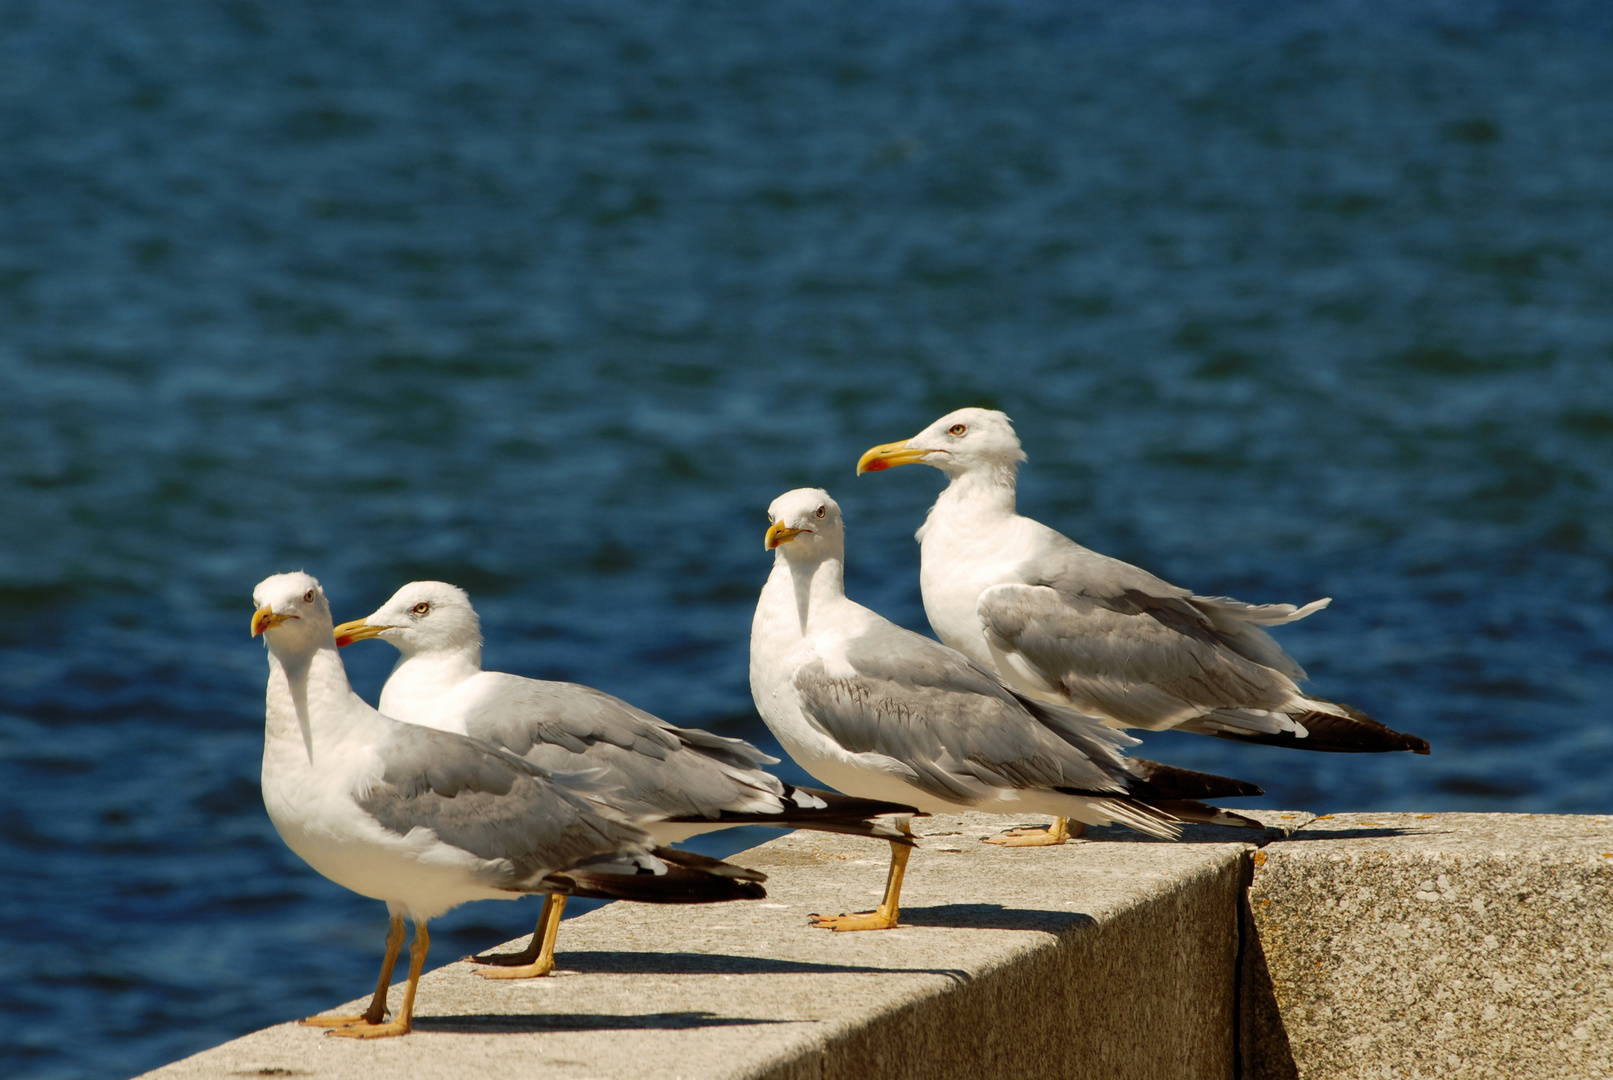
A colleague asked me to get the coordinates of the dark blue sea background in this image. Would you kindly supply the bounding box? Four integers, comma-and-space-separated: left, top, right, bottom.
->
3, 1, 1611, 1076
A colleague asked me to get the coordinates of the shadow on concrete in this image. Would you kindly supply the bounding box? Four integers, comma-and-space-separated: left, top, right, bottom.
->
1236, 879, 1298, 1080
1083, 825, 1294, 845
551, 949, 969, 981
412, 1011, 795, 1035
1271, 827, 1421, 841
898, 903, 1093, 934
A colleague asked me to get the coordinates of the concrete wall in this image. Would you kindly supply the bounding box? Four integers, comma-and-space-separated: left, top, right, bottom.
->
136, 811, 1611, 1080
1242, 812, 1613, 1080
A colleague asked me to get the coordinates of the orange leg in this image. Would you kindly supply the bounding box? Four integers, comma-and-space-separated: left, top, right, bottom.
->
328, 923, 429, 1039
471, 894, 566, 980
811, 820, 913, 932
300, 913, 403, 1028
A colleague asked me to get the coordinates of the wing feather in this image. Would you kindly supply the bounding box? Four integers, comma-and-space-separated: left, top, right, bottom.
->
358, 723, 649, 890
791, 623, 1128, 805
978, 581, 1309, 732
449, 675, 791, 821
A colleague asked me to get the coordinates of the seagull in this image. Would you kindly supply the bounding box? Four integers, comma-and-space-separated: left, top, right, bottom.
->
331, 580, 915, 978
857, 407, 1429, 846
251, 571, 766, 1038
749, 489, 1263, 931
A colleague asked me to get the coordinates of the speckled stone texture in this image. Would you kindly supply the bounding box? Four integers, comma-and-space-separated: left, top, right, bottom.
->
1244, 813, 1613, 1080
135, 811, 1301, 1080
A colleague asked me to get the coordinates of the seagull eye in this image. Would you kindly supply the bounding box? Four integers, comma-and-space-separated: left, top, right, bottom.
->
815, 506, 826, 519
412, 602, 430, 615
948, 424, 967, 436
302, 589, 315, 603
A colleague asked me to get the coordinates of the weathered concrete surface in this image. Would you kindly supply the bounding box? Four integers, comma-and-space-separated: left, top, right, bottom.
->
1244, 812, 1613, 1080
137, 810, 1300, 1080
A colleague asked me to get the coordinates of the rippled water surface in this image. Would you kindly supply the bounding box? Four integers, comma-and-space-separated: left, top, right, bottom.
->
3, 2, 1612, 1077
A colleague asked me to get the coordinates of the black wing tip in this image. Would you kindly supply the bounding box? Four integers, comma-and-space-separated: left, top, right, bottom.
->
546, 861, 768, 905
539, 846, 769, 904
660, 787, 921, 842
683, 813, 920, 844
1334, 702, 1431, 754
1145, 798, 1267, 829
1128, 758, 1266, 800
1210, 729, 1432, 754
1210, 704, 1431, 755
651, 846, 767, 882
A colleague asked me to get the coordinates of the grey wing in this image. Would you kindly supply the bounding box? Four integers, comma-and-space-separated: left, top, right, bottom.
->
979, 550, 1316, 732
1182, 594, 1330, 675
1021, 533, 1324, 675
982, 539, 1431, 753
792, 621, 1131, 805
457, 675, 790, 821
358, 721, 652, 890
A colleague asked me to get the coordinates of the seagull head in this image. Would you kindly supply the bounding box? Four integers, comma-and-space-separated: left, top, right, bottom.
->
764, 488, 845, 561
856, 407, 1026, 480
332, 580, 482, 658
251, 571, 336, 655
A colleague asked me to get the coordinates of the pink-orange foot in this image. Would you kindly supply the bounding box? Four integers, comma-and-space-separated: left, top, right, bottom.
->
326, 1018, 411, 1039
983, 819, 1086, 847
808, 908, 899, 932
299, 1013, 375, 1028
472, 956, 555, 979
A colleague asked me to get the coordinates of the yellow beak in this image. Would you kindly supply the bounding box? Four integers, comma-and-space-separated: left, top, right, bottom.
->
856, 439, 931, 474
333, 618, 391, 648
766, 521, 809, 550
251, 605, 292, 637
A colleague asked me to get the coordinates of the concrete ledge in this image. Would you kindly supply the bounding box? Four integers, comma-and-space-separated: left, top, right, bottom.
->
1243, 812, 1613, 1080
136, 811, 1305, 1080
136, 811, 1611, 1080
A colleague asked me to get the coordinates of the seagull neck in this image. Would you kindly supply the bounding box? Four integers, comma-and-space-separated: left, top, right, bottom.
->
265, 641, 382, 763
381, 647, 482, 712
784, 553, 847, 632
393, 643, 482, 680
939, 465, 1018, 518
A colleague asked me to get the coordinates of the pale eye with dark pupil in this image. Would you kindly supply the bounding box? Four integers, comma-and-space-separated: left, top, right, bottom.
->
413, 602, 430, 615
302, 590, 315, 603
949, 424, 967, 436
815, 506, 825, 518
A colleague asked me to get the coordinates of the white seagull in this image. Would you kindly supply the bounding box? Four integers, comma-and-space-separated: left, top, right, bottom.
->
332, 580, 914, 977
749, 489, 1263, 931
251, 571, 765, 1038
857, 407, 1429, 846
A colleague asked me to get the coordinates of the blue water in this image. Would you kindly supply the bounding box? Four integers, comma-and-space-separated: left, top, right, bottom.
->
3, 1, 1611, 1076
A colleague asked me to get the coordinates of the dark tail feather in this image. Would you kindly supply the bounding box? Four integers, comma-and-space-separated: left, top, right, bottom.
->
649, 846, 767, 881
1142, 798, 1265, 830
541, 849, 766, 904
1125, 759, 1265, 800
662, 785, 919, 844
1205, 701, 1430, 754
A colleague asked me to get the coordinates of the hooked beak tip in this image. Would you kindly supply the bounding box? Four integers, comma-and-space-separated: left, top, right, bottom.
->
251, 605, 291, 637
857, 440, 929, 475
